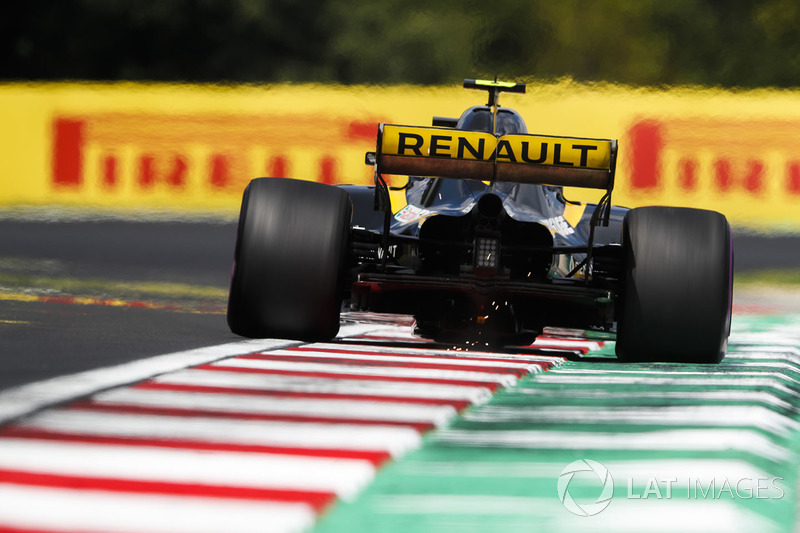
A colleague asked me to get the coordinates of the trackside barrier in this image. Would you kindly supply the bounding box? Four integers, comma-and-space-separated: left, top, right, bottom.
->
1, 82, 799, 230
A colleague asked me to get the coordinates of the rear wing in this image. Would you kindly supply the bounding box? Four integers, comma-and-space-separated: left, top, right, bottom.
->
372, 124, 618, 191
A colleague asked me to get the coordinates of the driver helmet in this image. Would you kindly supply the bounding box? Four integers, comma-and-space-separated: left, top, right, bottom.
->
455, 106, 528, 136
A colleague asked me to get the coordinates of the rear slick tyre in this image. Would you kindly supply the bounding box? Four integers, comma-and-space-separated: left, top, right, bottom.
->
227, 178, 352, 341
615, 206, 732, 364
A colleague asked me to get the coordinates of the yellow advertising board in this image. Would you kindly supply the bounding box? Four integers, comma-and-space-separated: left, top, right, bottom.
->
1, 81, 800, 230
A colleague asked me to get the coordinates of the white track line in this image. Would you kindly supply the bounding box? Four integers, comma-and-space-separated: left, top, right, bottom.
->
92, 388, 457, 425
153, 368, 493, 403
434, 428, 791, 463
515, 388, 792, 407
18, 409, 423, 457
397, 457, 776, 484
0, 484, 314, 533
370, 495, 778, 533
209, 358, 518, 385
310, 342, 565, 364
264, 348, 541, 369
0, 438, 374, 499
529, 375, 796, 393
547, 368, 800, 384
463, 404, 798, 437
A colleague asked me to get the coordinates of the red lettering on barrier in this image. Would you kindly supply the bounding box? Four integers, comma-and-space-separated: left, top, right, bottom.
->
678, 158, 697, 191
627, 119, 663, 189
139, 154, 188, 189
745, 160, 764, 193
269, 156, 289, 178
49, 113, 387, 196
348, 121, 380, 142
171, 157, 188, 188
320, 155, 337, 185
714, 160, 732, 191
627, 118, 800, 195
787, 162, 800, 195
52, 118, 85, 187
209, 154, 231, 189
714, 159, 764, 194
139, 156, 156, 188
103, 155, 118, 189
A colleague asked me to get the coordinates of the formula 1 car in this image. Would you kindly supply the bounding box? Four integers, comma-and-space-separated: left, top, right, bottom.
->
227, 79, 733, 364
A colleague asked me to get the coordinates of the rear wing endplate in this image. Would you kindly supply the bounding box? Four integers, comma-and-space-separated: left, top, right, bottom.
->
372, 124, 617, 192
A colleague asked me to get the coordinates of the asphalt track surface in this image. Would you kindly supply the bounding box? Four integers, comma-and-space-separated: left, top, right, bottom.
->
0, 218, 799, 532
0, 220, 237, 390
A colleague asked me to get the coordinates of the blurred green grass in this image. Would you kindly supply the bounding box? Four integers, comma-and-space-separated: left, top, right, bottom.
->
735, 269, 800, 287
0, 272, 227, 302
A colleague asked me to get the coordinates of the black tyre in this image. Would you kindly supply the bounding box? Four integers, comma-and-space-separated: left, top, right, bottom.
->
616, 206, 732, 363
227, 178, 352, 341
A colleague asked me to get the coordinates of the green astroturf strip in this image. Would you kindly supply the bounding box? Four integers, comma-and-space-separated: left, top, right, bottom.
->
735, 269, 800, 286
312, 315, 800, 533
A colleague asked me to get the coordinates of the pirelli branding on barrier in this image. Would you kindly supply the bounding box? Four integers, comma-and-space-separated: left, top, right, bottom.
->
378, 124, 614, 189
46, 112, 381, 210
623, 116, 800, 228
1, 82, 800, 229
628, 117, 800, 195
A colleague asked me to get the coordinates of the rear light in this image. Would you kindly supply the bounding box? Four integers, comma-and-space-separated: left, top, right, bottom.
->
474, 236, 500, 275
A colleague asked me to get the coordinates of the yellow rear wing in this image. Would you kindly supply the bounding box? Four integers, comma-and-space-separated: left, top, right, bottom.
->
374, 124, 617, 191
